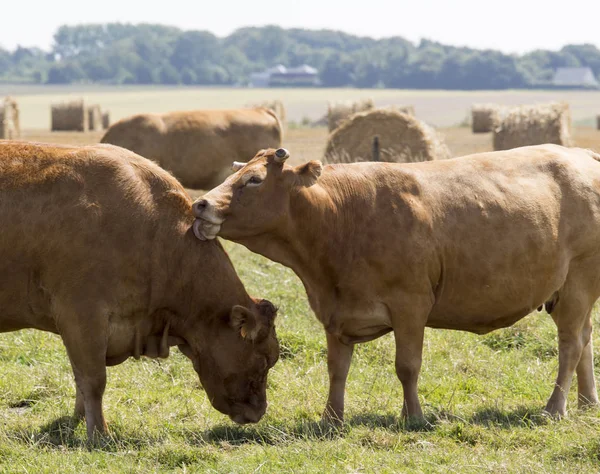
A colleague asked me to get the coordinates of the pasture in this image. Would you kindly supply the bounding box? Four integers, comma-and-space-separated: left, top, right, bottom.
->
2, 87, 600, 472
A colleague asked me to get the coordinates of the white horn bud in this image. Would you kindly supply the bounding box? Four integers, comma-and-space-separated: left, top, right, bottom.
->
274, 148, 290, 163
231, 161, 245, 172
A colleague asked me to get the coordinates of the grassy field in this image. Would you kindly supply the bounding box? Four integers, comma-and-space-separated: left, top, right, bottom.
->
2, 93, 600, 472
5, 85, 600, 129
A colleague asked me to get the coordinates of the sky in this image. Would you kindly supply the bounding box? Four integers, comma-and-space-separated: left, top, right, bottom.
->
2, 0, 599, 54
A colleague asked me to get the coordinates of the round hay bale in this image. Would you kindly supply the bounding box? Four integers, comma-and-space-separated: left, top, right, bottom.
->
51, 100, 88, 132
471, 104, 500, 133
493, 102, 572, 151
0, 97, 20, 139
324, 109, 451, 164
327, 98, 374, 132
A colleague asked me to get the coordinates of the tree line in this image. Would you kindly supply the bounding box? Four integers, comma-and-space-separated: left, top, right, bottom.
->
1, 24, 599, 89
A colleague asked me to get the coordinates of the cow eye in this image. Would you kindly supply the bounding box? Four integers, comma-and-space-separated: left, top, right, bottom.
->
246, 176, 263, 186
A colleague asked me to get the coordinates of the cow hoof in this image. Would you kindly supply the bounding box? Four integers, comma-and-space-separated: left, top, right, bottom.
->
542, 405, 566, 420
320, 410, 344, 431
578, 396, 600, 410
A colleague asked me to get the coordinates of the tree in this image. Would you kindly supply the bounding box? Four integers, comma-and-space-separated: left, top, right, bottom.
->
320, 52, 355, 87
158, 64, 180, 84
46, 62, 87, 84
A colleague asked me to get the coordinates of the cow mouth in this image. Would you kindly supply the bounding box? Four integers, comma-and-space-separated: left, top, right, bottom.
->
193, 218, 222, 241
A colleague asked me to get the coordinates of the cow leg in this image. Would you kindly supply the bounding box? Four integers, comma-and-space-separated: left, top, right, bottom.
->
321, 332, 354, 425
74, 384, 85, 419
59, 305, 109, 441
545, 275, 597, 417
576, 313, 599, 408
390, 295, 431, 422
394, 323, 426, 421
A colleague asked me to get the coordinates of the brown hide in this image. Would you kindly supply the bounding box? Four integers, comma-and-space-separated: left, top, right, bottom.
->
0, 141, 279, 440
101, 108, 282, 189
193, 144, 600, 423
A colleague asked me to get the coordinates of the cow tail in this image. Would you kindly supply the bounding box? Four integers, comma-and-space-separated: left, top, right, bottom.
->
263, 108, 284, 144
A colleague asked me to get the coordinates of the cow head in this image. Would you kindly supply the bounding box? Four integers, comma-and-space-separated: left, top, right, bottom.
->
177, 298, 279, 424
192, 148, 322, 241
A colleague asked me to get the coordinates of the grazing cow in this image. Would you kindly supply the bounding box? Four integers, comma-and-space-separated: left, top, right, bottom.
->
0, 142, 279, 441
101, 108, 282, 189
192, 144, 600, 424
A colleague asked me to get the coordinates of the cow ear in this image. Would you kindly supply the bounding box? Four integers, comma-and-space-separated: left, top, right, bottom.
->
295, 160, 323, 187
230, 305, 260, 341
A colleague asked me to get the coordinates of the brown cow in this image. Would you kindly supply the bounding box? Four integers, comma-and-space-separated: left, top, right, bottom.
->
0, 141, 279, 441
100, 108, 282, 189
192, 144, 600, 424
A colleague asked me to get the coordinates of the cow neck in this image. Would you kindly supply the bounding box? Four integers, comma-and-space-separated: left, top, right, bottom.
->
236, 179, 355, 317
148, 222, 251, 334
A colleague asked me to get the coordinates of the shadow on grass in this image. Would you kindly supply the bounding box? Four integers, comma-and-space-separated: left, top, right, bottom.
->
9, 415, 85, 449
8, 415, 165, 451
346, 412, 437, 433
468, 405, 549, 428
202, 412, 438, 447
201, 419, 343, 446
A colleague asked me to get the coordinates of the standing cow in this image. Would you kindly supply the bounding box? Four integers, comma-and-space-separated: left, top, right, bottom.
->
192, 145, 600, 424
0, 142, 279, 441
101, 108, 282, 189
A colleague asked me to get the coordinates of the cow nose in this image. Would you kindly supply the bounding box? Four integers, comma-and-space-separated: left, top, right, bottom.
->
193, 199, 208, 217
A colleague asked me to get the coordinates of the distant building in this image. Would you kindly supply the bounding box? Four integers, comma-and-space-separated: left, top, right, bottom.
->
552, 67, 598, 88
249, 64, 319, 87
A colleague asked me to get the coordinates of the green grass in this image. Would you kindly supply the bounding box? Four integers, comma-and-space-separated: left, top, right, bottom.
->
7, 84, 600, 130
1, 241, 600, 472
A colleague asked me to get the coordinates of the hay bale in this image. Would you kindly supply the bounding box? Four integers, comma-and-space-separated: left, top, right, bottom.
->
102, 112, 110, 130
324, 109, 452, 164
87, 104, 102, 131
597, 115, 600, 131
51, 100, 88, 132
327, 99, 375, 132
471, 104, 501, 133
0, 97, 20, 139
493, 102, 572, 151
247, 100, 286, 125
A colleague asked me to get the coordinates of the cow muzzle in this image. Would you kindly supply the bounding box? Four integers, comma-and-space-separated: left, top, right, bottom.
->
229, 402, 267, 425
192, 199, 225, 241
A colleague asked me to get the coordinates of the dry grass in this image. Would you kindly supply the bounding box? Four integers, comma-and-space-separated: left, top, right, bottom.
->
324, 109, 452, 164
493, 102, 572, 151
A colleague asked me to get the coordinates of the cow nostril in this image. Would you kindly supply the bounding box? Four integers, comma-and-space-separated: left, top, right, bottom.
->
193, 199, 208, 216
